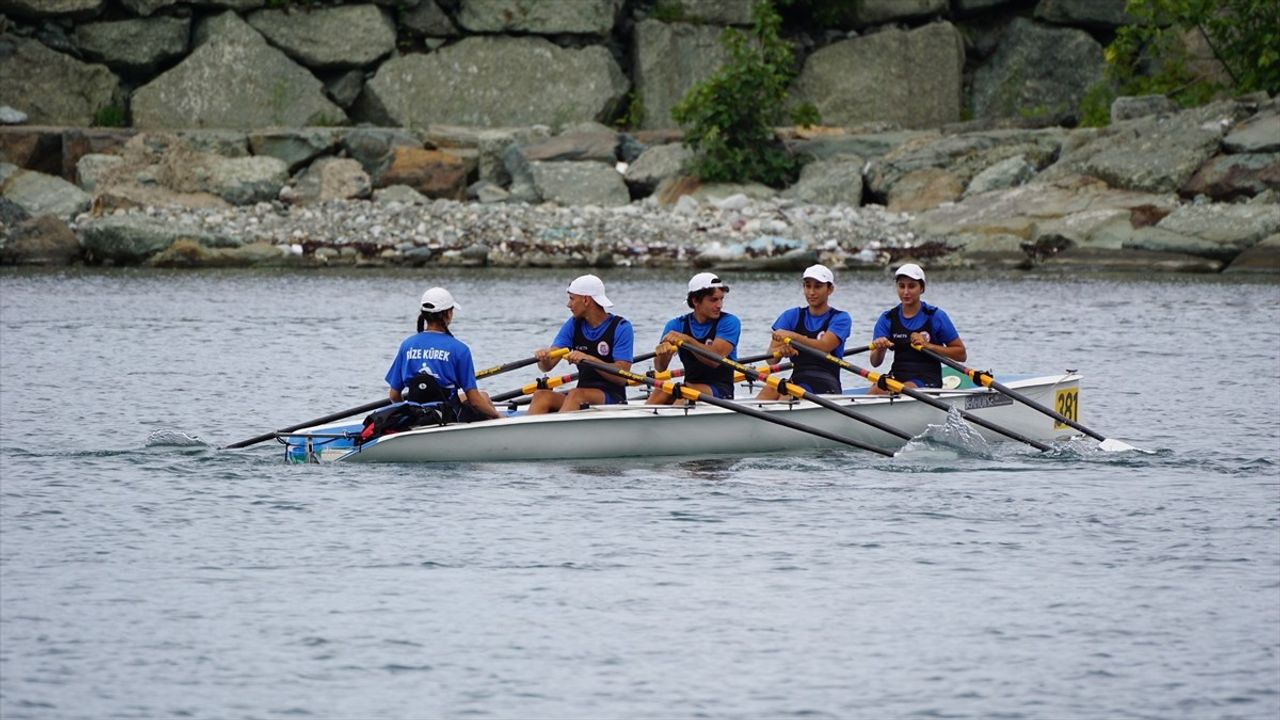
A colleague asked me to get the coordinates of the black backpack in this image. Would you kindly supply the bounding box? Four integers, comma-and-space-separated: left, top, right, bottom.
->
356, 402, 446, 446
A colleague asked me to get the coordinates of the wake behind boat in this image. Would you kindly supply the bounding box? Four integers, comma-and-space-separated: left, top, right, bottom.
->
279, 371, 1083, 463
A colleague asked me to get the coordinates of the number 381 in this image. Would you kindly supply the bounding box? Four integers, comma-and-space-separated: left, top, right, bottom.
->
1054, 388, 1079, 429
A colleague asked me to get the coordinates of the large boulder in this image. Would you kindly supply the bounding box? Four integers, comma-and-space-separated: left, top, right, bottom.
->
1034, 0, 1132, 28
61, 128, 136, 180
457, 0, 621, 34
790, 22, 965, 130
971, 18, 1103, 122
79, 214, 240, 264
1, 215, 81, 265
522, 130, 618, 163
357, 37, 628, 128
783, 155, 864, 207
400, 1, 459, 37
280, 157, 371, 205
530, 162, 630, 206
868, 128, 1064, 199
74, 16, 190, 74
0, 0, 102, 17
666, 0, 754, 24
0, 35, 120, 126
247, 4, 396, 69
1, 127, 67, 176
1181, 153, 1280, 201
247, 128, 339, 172
1, 167, 91, 219
1137, 203, 1280, 260
204, 156, 289, 205
1040, 101, 1240, 193
131, 12, 346, 128
120, 0, 180, 16
631, 19, 730, 130
1224, 115, 1280, 154
1224, 233, 1280, 274
624, 143, 692, 195
853, 0, 947, 25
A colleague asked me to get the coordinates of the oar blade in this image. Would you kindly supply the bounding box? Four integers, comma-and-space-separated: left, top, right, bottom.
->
1097, 437, 1143, 453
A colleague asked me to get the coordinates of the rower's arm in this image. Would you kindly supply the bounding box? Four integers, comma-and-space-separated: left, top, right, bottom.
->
389, 387, 403, 402
927, 336, 966, 362
773, 329, 841, 354
535, 346, 565, 372
464, 388, 503, 420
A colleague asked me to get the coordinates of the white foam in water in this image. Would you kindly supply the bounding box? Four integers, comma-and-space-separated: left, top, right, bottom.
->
899, 407, 994, 458
144, 428, 206, 447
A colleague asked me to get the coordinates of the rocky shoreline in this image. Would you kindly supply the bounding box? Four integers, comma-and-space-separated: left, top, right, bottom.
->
2, 94, 1278, 275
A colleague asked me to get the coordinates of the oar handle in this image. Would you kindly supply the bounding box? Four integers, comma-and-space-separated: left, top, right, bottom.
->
784, 339, 1051, 451
578, 358, 894, 457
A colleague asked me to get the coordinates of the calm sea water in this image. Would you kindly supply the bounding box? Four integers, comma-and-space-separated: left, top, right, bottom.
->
2, 267, 1277, 720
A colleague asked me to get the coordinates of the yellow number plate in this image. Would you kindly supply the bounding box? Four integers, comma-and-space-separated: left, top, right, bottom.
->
1054, 388, 1079, 429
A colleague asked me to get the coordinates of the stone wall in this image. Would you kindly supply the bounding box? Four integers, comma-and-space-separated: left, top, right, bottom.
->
0, 0, 1135, 131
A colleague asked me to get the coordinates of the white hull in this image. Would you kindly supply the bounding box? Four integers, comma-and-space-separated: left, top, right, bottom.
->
284, 374, 1083, 463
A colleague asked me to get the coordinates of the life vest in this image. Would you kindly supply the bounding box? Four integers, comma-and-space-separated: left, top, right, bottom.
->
678, 313, 733, 398
572, 315, 626, 404
884, 304, 942, 388
789, 307, 841, 394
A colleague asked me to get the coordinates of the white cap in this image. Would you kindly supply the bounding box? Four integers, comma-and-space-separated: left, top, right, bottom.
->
420, 287, 460, 313
895, 263, 926, 283
567, 274, 613, 308
803, 264, 834, 285
687, 272, 728, 293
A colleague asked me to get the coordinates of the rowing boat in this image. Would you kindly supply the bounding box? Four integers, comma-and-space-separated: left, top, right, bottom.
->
279, 371, 1083, 463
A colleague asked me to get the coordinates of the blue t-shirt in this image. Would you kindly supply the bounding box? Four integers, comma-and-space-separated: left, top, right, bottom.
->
772, 306, 851, 355
385, 331, 479, 394
551, 315, 634, 362
872, 302, 959, 345
661, 312, 741, 360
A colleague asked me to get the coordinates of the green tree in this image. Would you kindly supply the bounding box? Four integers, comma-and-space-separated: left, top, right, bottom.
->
671, 0, 819, 187
1107, 0, 1279, 104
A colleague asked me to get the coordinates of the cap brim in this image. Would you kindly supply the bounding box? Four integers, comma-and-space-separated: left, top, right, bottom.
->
595, 294, 613, 308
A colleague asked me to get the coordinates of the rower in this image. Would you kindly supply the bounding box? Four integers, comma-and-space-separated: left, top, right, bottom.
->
867, 263, 967, 393
756, 264, 852, 399
647, 272, 740, 405
528, 274, 635, 414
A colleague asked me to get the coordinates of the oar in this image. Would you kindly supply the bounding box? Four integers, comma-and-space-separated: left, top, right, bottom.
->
912, 345, 1139, 452
475, 348, 567, 379
672, 340, 912, 441
489, 350, 661, 404
783, 339, 1052, 452
225, 349, 566, 449
578, 358, 895, 457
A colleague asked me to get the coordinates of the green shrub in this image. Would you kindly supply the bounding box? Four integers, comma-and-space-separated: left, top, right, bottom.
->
1077, 81, 1117, 127
671, 0, 818, 187
1106, 0, 1280, 105
92, 104, 126, 127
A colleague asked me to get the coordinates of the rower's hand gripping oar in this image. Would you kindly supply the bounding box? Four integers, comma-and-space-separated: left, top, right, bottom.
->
224, 349, 570, 449
578, 358, 895, 457
783, 338, 1053, 452
670, 339, 912, 442
911, 345, 1139, 452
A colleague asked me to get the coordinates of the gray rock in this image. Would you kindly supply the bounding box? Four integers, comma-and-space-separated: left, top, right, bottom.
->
0, 106, 28, 125
358, 37, 628, 128
400, 0, 459, 36
1, 214, 80, 266
783, 155, 864, 206
692, 183, 777, 203
340, 127, 421, 183
1042, 103, 1233, 193
192, 9, 265, 48
631, 19, 729, 130
204, 156, 289, 205
964, 155, 1035, 196
971, 18, 1103, 123
954, 0, 1018, 11
281, 157, 370, 205
119, 0, 180, 16
132, 12, 347, 129
1111, 94, 1179, 122
1224, 115, 1280, 154
248, 129, 339, 172
530, 162, 629, 206
522, 131, 618, 163
853, 0, 947, 25
374, 185, 429, 205
1037, 245, 1223, 273
0, 0, 102, 17
0, 196, 31, 227
1182, 153, 1280, 201
624, 143, 692, 194
667, 0, 754, 25
791, 22, 965, 130
324, 70, 366, 108
1142, 203, 1280, 258
1, 168, 92, 219
247, 5, 396, 69
457, 0, 622, 34
0, 35, 120, 127
868, 128, 1064, 198
467, 181, 509, 204
75, 153, 125, 192
1034, 0, 1131, 28
79, 214, 239, 264
74, 16, 190, 74
1223, 233, 1280, 274
787, 130, 933, 162
175, 129, 249, 157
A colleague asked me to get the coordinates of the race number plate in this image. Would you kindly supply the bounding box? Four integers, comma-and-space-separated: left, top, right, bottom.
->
1054, 388, 1079, 429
